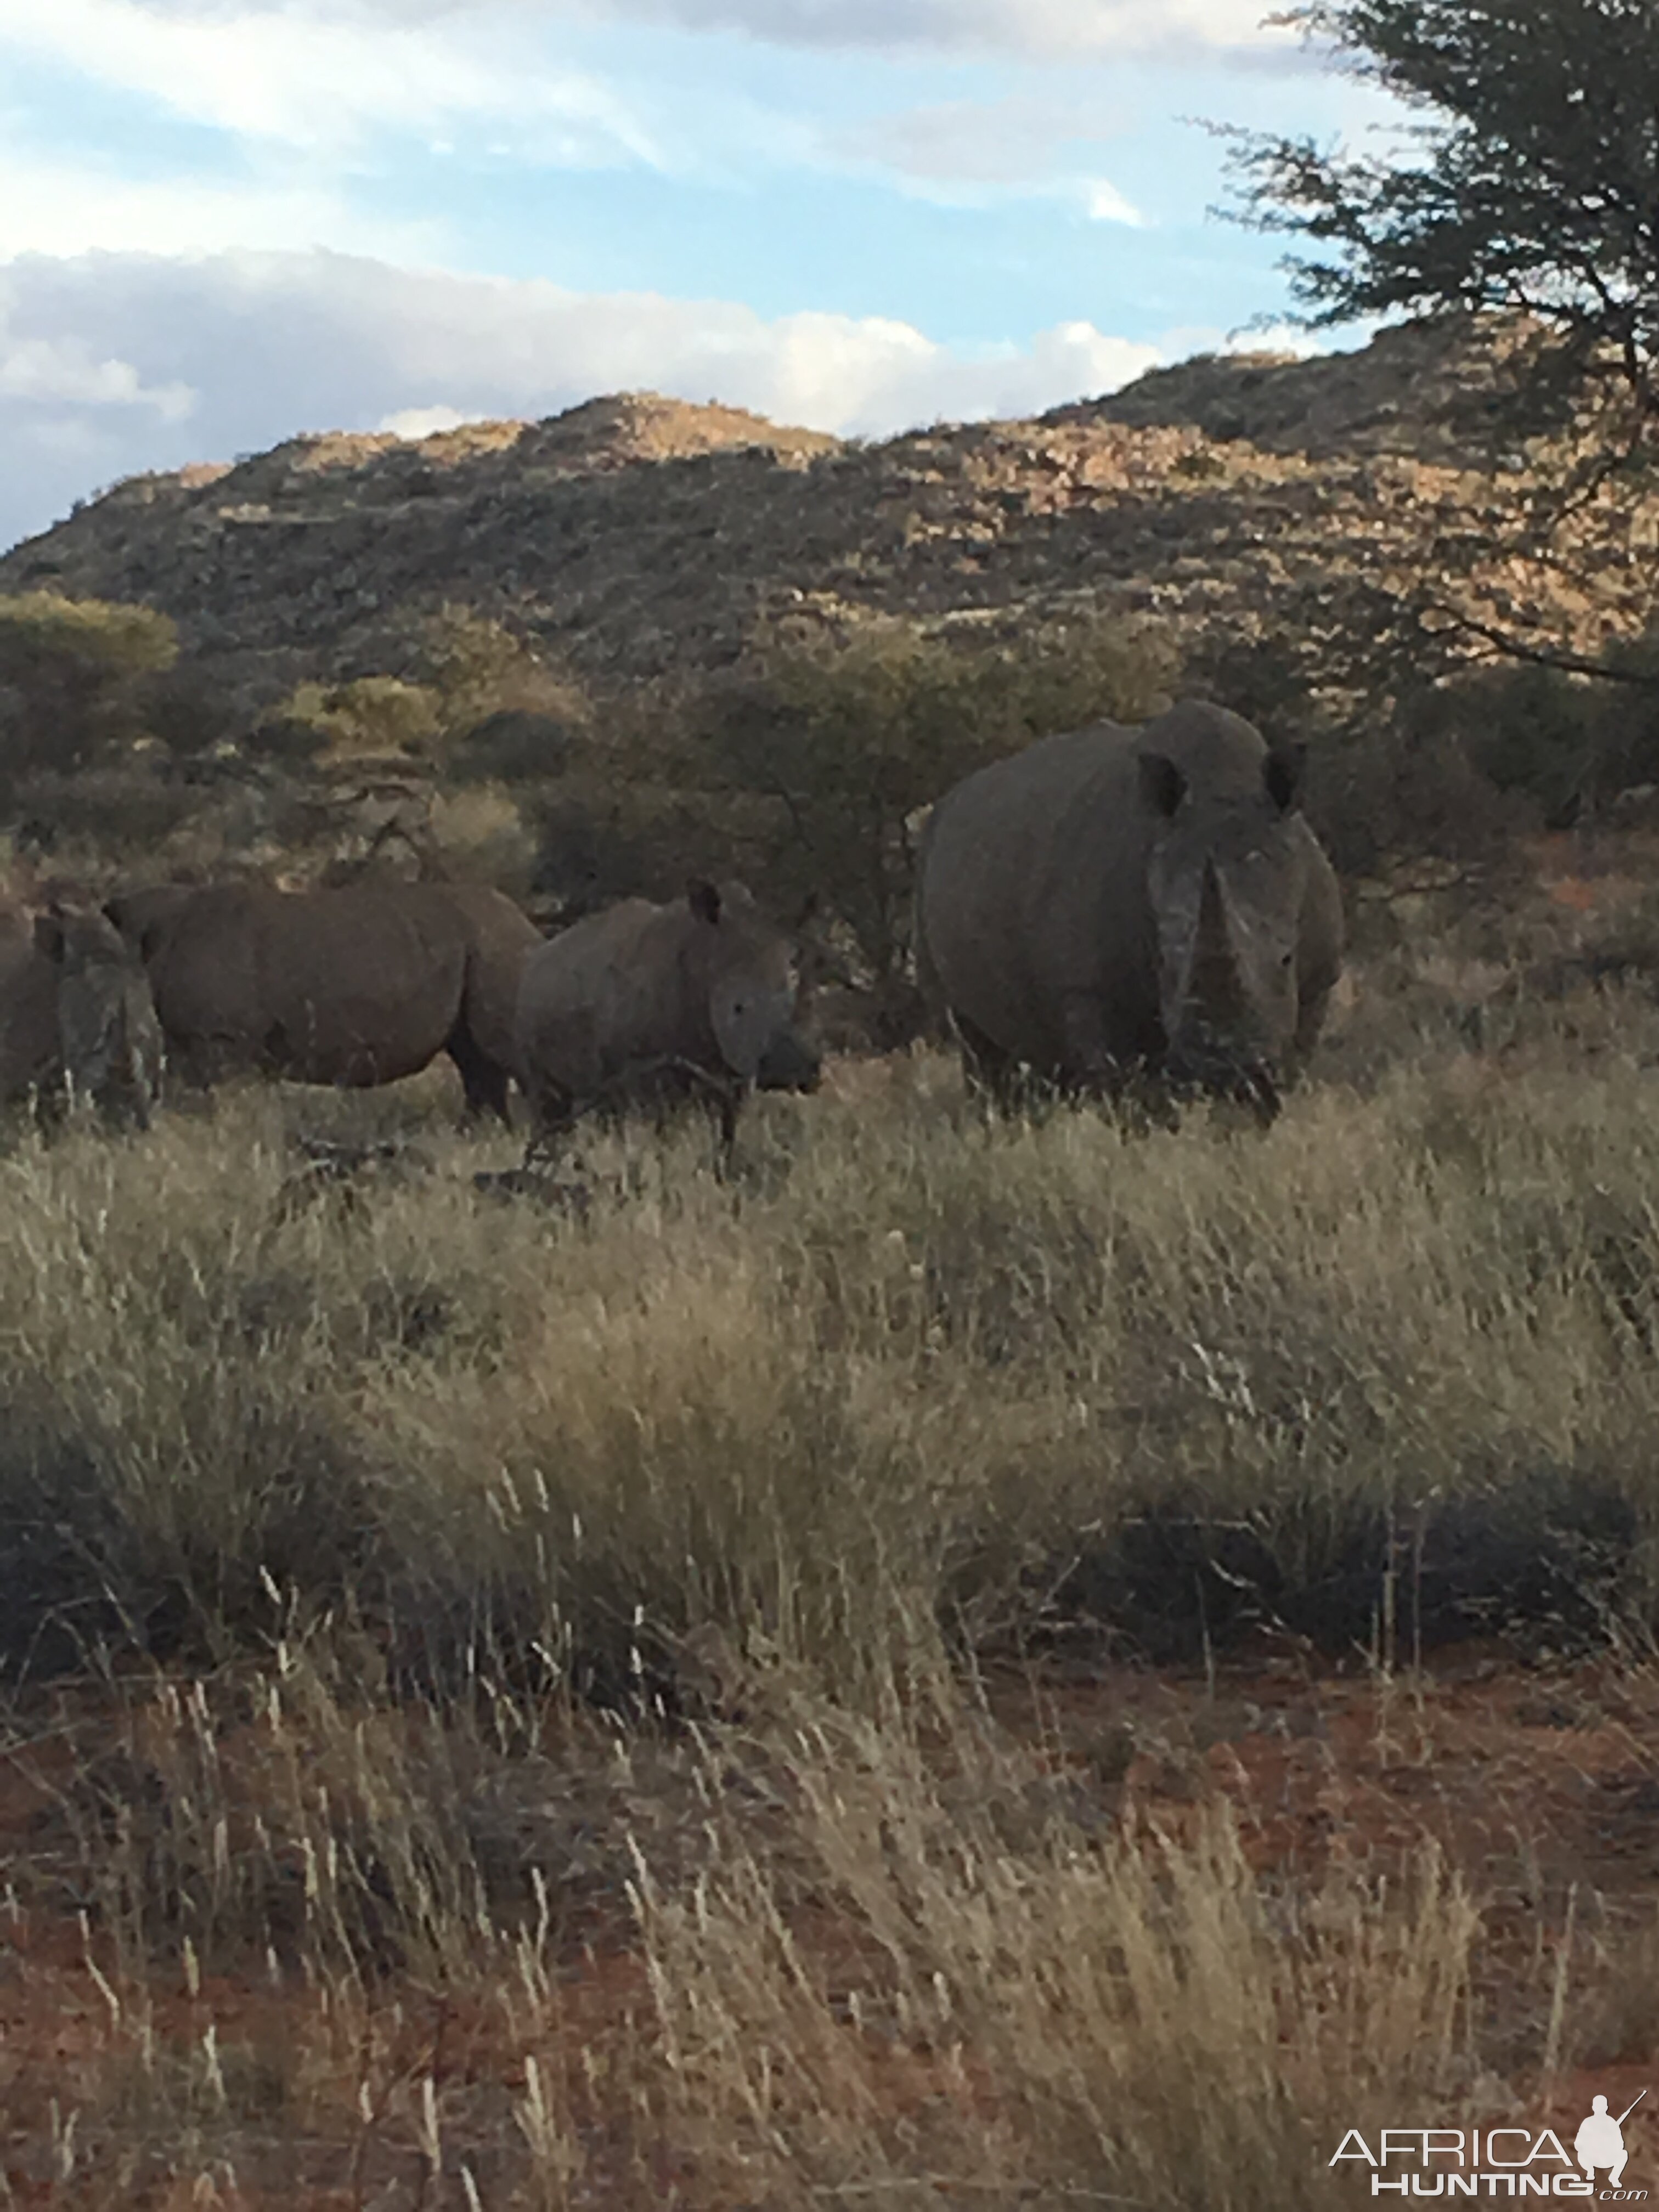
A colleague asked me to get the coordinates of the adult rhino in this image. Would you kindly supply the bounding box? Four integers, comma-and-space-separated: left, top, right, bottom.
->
0, 895, 164, 1125
515, 879, 822, 1161
915, 699, 1344, 1124
106, 880, 541, 1119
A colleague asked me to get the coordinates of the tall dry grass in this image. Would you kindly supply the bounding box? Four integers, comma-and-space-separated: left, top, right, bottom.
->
3, 964, 1659, 1690
4, 941, 1654, 2202
2, 1644, 1493, 2209
637, 1691, 1481, 2212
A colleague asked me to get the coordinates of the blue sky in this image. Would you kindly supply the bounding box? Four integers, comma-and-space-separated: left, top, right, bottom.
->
0, 0, 1396, 552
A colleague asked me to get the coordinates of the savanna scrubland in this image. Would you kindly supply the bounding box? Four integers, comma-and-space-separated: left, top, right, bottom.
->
10, 319, 1659, 2204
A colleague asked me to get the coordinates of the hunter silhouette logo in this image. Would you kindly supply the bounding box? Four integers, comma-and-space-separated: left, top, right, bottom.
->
1578, 2093, 1645, 2192
1331, 2089, 1649, 2197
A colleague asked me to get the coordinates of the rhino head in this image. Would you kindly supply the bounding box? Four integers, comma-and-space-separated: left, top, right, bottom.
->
35, 901, 135, 972
687, 879, 822, 1095
1138, 743, 1310, 1124
35, 899, 164, 1128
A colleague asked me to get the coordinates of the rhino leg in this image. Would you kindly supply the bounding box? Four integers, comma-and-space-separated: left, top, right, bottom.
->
952, 1013, 1025, 1111
521, 1078, 582, 1167
1291, 982, 1334, 1075
445, 1022, 514, 1124
709, 1087, 743, 1181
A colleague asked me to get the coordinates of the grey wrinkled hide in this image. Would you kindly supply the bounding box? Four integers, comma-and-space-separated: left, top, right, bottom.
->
915, 699, 1345, 1121
515, 880, 822, 1160
0, 896, 58, 1103
104, 880, 542, 1121
53, 908, 166, 1128
0, 900, 165, 1126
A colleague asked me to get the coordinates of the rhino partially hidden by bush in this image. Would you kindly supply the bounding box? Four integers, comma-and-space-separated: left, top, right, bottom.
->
0, 895, 53, 1104
514, 879, 822, 1163
0, 894, 165, 1126
915, 699, 1345, 1123
51, 904, 167, 1128
105, 879, 541, 1119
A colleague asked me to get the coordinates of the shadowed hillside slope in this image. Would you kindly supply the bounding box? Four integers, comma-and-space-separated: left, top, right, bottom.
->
6, 319, 1656, 724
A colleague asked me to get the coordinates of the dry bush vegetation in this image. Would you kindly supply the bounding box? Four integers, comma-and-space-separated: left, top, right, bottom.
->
6, 885, 1659, 2203
16, 319, 1659, 928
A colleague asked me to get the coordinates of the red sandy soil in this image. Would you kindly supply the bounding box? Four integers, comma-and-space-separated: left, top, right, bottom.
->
4, 1649, 1658, 2205
1042, 1645, 1659, 2171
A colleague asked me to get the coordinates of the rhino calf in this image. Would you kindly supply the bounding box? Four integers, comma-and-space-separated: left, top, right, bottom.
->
915, 699, 1345, 1124
514, 879, 822, 1165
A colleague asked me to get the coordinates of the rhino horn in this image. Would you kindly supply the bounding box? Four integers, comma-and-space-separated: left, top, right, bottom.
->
1197, 855, 1229, 957
1186, 858, 1245, 1011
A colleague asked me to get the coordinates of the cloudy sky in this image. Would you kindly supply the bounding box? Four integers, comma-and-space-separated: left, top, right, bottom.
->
0, 0, 1392, 552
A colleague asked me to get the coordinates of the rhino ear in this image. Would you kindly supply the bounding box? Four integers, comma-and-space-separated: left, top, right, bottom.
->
687, 878, 723, 926
1138, 751, 1187, 820
1263, 743, 1305, 816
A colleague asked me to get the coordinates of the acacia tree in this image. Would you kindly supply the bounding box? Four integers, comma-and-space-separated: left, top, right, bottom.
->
0, 592, 179, 800
1217, 2, 1659, 821
699, 617, 1176, 983
1223, 1, 1659, 445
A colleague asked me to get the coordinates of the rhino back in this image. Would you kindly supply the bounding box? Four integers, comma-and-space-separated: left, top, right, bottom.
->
431, 883, 544, 1074
106, 884, 202, 964
517, 900, 703, 1098
152, 887, 469, 1084
919, 724, 1163, 1069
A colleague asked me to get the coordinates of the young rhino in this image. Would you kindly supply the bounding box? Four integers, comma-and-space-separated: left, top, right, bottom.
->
514, 879, 821, 1163
915, 699, 1345, 1124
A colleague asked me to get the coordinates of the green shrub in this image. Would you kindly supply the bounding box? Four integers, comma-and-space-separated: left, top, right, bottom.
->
697, 612, 1177, 978
0, 591, 179, 795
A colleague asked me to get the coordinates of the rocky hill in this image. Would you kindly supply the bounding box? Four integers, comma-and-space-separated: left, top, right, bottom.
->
3, 319, 1656, 717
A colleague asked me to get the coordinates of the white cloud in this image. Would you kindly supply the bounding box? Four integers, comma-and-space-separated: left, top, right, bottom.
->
0, 0, 661, 161
379, 402, 471, 437
833, 95, 1147, 222
550, 0, 1301, 61
1154, 318, 1347, 360
0, 149, 452, 262
0, 330, 196, 419
1082, 179, 1143, 225
0, 248, 1167, 548
838, 93, 1134, 187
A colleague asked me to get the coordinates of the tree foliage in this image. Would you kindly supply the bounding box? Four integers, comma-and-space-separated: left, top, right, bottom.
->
419, 606, 591, 780
699, 616, 1177, 978
279, 676, 444, 762
1222, 1, 1659, 440
0, 592, 179, 789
